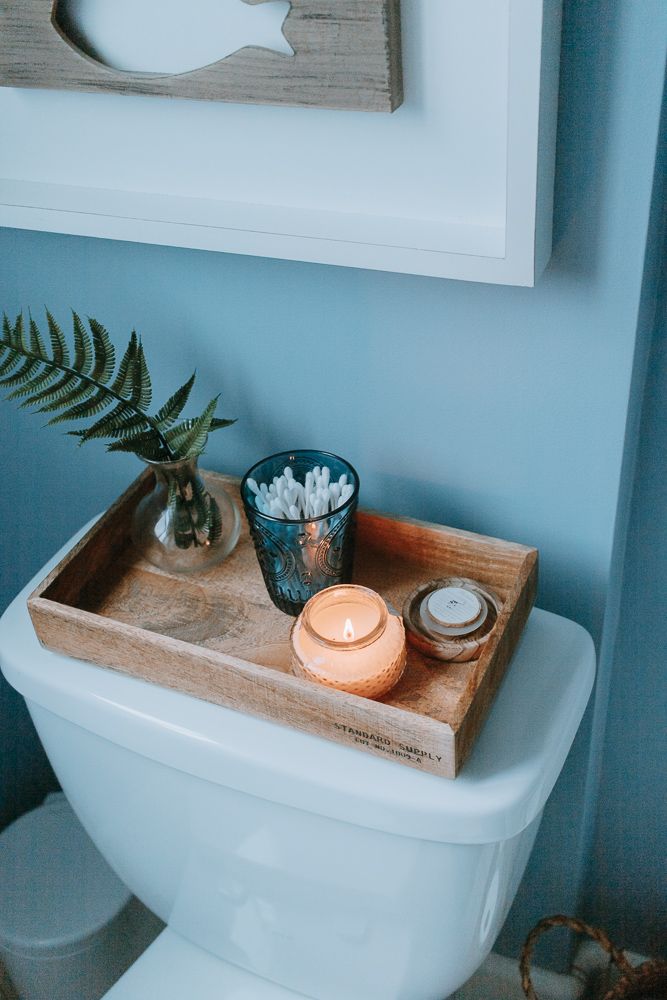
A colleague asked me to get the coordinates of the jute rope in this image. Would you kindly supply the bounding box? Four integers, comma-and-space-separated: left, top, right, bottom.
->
520, 915, 667, 999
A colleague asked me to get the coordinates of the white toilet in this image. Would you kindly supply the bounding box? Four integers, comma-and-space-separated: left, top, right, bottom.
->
0, 541, 595, 1000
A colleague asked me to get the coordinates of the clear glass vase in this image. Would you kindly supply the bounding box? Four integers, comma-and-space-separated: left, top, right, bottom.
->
131, 456, 240, 574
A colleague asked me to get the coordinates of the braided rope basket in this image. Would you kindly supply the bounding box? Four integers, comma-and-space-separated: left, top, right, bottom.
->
520, 916, 667, 999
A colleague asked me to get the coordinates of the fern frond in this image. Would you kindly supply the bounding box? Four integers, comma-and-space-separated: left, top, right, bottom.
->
133, 341, 152, 410
21, 372, 78, 410
46, 310, 69, 366
88, 317, 115, 383
208, 495, 222, 543
0, 347, 22, 378
6, 364, 60, 401
106, 429, 166, 462
10, 314, 25, 350
77, 404, 150, 442
6, 365, 59, 407
111, 332, 138, 397
33, 372, 81, 412
29, 316, 48, 358
154, 373, 195, 429
190, 476, 209, 530
172, 495, 195, 548
2, 314, 14, 345
166, 396, 219, 458
71, 312, 93, 375
0, 356, 41, 388
50, 385, 115, 423
0, 316, 22, 377
44, 382, 100, 424
1, 310, 235, 465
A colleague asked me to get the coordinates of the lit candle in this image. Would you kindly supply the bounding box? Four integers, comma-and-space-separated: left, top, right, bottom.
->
291, 585, 406, 699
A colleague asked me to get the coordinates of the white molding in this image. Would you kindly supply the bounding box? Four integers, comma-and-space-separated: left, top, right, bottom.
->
452, 952, 584, 1000
0, 1, 562, 286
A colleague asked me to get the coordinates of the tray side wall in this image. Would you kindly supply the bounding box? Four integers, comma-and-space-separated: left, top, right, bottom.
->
453, 549, 538, 772
27, 596, 457, 777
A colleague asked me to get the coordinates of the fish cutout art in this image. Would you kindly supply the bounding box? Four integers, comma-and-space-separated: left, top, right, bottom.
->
55, 0, 293, 75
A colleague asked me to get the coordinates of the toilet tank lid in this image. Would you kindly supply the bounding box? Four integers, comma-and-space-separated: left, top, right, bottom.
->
0, 794, 131, 958
0, 532, 596, 846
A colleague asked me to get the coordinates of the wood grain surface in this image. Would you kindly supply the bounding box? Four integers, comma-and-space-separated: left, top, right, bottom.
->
28, 470, 538, 778
0, 0, 403, 111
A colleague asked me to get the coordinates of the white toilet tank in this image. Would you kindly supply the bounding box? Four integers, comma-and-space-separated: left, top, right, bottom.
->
0, 555, 595, 1000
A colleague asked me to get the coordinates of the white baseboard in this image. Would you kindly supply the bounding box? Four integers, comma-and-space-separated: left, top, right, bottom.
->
452, 940, 652, 1000
451, 951, 585, 1000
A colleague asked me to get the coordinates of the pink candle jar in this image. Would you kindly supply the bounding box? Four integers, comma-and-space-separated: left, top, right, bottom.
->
291, 585, 406, 699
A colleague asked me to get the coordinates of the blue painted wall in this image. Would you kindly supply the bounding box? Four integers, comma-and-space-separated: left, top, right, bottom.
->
0, 0, 665, 966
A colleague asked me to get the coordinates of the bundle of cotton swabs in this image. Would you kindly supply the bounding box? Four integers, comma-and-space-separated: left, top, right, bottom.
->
246, 465, 354, 520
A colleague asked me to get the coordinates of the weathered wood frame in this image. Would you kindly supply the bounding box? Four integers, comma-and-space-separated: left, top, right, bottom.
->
27, 471, 538, 779
0, 0, 403, 111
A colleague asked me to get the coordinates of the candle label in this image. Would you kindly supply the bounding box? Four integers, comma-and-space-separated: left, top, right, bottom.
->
427, 587, 482, 627
333, 723, 442, 764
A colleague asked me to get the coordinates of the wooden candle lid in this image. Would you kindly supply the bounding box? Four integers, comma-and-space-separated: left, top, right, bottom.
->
403, 577, 501, 663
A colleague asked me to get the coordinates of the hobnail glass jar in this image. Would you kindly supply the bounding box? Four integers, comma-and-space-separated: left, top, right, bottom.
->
131, 456, 240, 574
241, 449, 359, 615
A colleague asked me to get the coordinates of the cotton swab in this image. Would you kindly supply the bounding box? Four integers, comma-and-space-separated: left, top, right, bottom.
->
249, 464, 354, 519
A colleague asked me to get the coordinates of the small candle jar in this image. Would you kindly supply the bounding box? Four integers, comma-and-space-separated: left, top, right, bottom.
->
291, 585, 406, 699
402, 577, 501, 662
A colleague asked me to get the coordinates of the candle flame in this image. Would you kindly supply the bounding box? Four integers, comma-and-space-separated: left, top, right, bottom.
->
343, 617, 355, 642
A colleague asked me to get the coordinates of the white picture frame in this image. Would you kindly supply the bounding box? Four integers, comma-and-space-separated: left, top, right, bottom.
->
0, 0, 562, 286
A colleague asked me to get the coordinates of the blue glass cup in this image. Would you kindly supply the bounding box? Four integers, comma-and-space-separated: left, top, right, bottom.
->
241, 450, 360, 616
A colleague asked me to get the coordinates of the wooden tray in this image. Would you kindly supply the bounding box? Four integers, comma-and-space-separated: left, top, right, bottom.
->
28, 470, 538, 778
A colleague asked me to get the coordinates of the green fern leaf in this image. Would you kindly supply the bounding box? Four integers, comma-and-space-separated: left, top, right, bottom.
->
71, 312, 93, 375
1, 313, 25, 351
0, 346, 21, 378
133, 340, 152, 410
51, 386, 115, 423
29, 371, 80, 411
190, 476, 209, 530
78, 403, 149, 442
6, 363, 59, 401
133, 438, 167, 462
182, 397, 218, 458
0, 310, 235, 465
46, 310, 69, 366
207, 495, 222, 543
88, 317, 115, 383
9, 314, 25, 350
29, 316, 48, 359
0, 316, 22, 377
110, 332, 138, 396
22, 371, 80, 410
154, 373, 195, 429
166, 396, 218, 459
106, 429, 166, 462
105, 427, 160, 453
45, 383, 101, 424
2, 313, 13, 344
172, 497, 195, 548
0, 356, 42, 388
